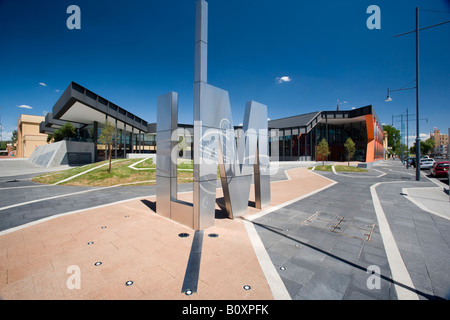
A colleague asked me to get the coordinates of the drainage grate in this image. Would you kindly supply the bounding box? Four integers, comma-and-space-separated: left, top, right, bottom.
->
301, 211, 375, 241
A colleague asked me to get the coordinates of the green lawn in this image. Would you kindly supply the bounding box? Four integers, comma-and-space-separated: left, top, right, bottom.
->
310, 165, 368, 173
132, 157, 155, 169
31, 158, 217, 187
311, 165, 333, 171
334, 165, 368, 172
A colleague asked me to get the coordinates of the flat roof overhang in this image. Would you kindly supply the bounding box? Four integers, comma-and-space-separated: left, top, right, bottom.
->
39, 121, 55, 134
51, 82, 149, 133
268, 105, 376, 135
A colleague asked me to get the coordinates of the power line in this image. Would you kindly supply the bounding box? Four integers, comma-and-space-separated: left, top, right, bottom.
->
420, 9, 450, 14
394, 19, 450, 37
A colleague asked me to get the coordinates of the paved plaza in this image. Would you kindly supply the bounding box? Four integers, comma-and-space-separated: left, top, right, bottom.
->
0, 158, 449, 300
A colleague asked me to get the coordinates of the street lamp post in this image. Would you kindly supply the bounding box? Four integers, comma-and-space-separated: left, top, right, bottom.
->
386, 7, 450, 181
415, 7, 421, 181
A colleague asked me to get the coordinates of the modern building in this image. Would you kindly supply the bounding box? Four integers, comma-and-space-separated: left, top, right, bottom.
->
267, 105, 384, 163
16, 114, 48, 158
39, 82, 384, 165
40, 82, 155, 162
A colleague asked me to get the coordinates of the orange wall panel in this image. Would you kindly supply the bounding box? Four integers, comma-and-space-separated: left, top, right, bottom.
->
365, 114, 374, 162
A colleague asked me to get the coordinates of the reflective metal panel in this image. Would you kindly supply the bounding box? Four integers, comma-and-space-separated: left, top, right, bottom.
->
155, 0, 270, 230
195, 0, 208, 84
194, 81, 270, 222
156, 92, 178, 219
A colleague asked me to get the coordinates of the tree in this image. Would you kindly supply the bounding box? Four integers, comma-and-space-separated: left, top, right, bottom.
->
382, 125, 400, 156
53, 122, 76, 142
11, 130, 18, 149
317, 138, 331, 166
410, 138, 435, 156
344, 137, 356, 166
99, 121, 116, 173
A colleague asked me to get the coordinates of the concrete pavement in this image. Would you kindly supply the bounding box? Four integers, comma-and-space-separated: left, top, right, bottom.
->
251, 160, 450, 300
0, 159, 449, 300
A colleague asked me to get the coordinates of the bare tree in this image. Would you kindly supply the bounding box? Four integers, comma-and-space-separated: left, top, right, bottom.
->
99, 121, 116, 173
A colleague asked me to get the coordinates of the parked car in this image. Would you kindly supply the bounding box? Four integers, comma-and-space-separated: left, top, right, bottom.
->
419, 158, 435, 169
431, 161, 449, 177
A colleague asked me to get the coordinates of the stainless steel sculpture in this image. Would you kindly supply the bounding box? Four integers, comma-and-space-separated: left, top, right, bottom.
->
157, 91, 196, 228
156, 92, 178, 220
156, 0, 270, 230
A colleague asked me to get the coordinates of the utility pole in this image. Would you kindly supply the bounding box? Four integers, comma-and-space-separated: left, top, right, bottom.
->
415, 7, 421, 181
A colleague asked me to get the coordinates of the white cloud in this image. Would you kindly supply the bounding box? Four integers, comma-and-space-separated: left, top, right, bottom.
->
406, 133, 431, 147
1, 131, 13, 141
17, 104, 33, 109
39, 82, 47, 87
276, 76, 291, 84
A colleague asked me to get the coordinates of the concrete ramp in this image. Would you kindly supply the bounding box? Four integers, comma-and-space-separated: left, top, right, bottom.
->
29, 141, 95, 168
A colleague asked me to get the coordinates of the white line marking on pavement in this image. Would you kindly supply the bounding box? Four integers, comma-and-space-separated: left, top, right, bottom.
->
0, 179, 158, 212
242, 168, 337, 300
243, 219, 291, 300
0, 194, 155, 236
402, 187, 450, 221
53, 160, 122, 185
0, 186, 113, 212
370, 182, 419, 300
331, 165, 386, 178
128, 158, 152, 170
0, 188, 196, 236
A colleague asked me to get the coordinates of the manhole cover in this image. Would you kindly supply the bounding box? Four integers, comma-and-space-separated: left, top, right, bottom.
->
301, 212, 374, 241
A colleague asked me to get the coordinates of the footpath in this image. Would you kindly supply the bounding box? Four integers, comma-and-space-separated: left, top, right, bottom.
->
0, 159, 449, 300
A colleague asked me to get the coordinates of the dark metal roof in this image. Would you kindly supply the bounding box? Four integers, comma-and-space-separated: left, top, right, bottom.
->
48, 82, 149, 132
268, 111, 321, 129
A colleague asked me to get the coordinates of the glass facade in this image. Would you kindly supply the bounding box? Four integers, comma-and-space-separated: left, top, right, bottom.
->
43, 85, 383, 164
269, 128, 314, 161
270, 120, 372, 162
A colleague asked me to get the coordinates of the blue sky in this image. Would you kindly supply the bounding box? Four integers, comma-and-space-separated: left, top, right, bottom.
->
1, 0, 449, 145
